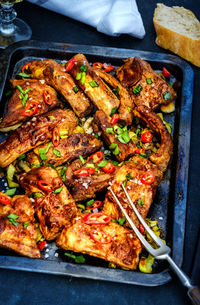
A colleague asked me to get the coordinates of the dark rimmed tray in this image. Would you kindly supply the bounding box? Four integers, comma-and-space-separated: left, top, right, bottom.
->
0, 40, 194, 286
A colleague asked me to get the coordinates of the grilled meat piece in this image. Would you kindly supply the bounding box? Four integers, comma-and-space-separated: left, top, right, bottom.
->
0, 79, 59, 132
56, 214, 142, 270
29, 59, 92, 117
27, 133, 102, 167
0, 194, 41, 258
19, 166, 78, 240
116, 57, 176, 110
94, 68, 134, 125
69, 54, 120, 116
134, 105, 173, 171
0, 108, 78, 168
103, 156, 163, 228
92, 110, 137, 161
65, 158, 115, 202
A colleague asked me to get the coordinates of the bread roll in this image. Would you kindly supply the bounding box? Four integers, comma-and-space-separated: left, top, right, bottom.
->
153, 3, 200, 67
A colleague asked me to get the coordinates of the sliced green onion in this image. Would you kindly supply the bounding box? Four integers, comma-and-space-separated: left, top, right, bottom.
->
79, 155, 85, 164
48, 115, 56, 120
45, 142, 52, 154
80, 72, 86, 85
54, 186, 63, 194
137, 198, 144, 206
64, 252, 85, 264
132, 84, 142, 96
16, 85, 25, 94
127, 106, 131, 112
110, 107, 117, 117
113, 86, 119, 98
106, 128, 114, 135
76, 72, 82, 80
38, 148, 47, 161
97, 160, 108, 167
73, 86, 79, 93
126, 173, 132, 181
18, 154, 26, 161
23, 222, 30, 228
146, 78, 152, 84
89, 80, 99, 88
113, 144, 119, 155
86, 199, 94, 207
32, 192, 44, 198
85, 163, 95, 168
7, 213, 19, 226
5, 188, 16, 196
109, 143, 117, 150
53, 148, 61, 157
80, 65, 87, 72
77, 204, 85, 211
117, 216, 126, 225
18, 72, 31, 78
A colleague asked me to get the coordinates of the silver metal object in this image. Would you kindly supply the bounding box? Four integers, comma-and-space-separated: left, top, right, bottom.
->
109, 185, 200, 305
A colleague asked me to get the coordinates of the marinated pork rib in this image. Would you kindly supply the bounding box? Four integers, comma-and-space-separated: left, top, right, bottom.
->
0, 79, 60, 131
116, 57, 176, 110
94, 68, 134, 125
65, 158, 114, 202
19, 166, 78, 240
134, 105, 173, 171
69, 54, 120, 116
56, 214, 142, 270
103, 156, 163, 228
0, 108, 78, 168
27, 133, 102, 168
29, 59, 92, 117
92, 110, 137, 161
0, 194, 41, 258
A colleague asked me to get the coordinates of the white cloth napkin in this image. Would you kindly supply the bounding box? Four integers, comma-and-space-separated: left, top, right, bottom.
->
27, 0, 145, 39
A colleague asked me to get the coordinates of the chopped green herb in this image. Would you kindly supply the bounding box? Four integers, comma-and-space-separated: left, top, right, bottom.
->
137, 198, 144, 206
146, 78, 152, 84
5, 188, 16, 196
38, 148, 47, 161
23, 222, 30, 228
118, 131, 130, 144
86, 199, 95, 207
117, 135, 127, 144
18, 154, 26, 161
97, 160, 108, 167
117, 216, 126, 225
53, 148, 61, 157
54, 186, 63, 194
110, 107, 117, 117
127, 106, 131, 112
126, 173, 133, 181
18, 72, 31, 78
132, 84, 142, 96
80, 72, 86, 85
113, 86, 119, 98
72, 86, 79, 93
60, 166, 67, 179
89, 80, 99, 88
163, 91, 171, 101
106, 127, 114, 135
7, 213, 20, 226
64, 252, 85, 264
80, 65, 87, 72
76, 72, 82, 80
79, 155, 85, 164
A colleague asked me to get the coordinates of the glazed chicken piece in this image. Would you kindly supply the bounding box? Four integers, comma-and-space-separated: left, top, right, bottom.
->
19, 166, 78, 240
94, 68, 134, 125
27, 133, 102, 168
134, 105, 173, 171
0, 194, 41, 258
116, 57, 176, 111
56, 214, 142, 270
65, 157, 115, 202
69, 54, 120, 116
29, 59, 92, 117
103, 156, 163, 228
92, 110, 137, 162
0, 108, 78, 168
0, 79, 60, 132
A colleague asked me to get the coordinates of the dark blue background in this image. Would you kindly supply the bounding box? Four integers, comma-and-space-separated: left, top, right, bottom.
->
0, 0, 199, 304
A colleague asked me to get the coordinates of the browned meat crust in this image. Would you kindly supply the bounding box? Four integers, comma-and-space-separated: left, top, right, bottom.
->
65, 158, 114, 202
116, 57, 176, 110
92, 110, 137, 161
27, 133, 102, 167
19, 166, 78, 240
0, 108, 78, 168
0, 194, 41, 258
56, 214, 142, 270
69, 54, 120, 116
103, 156, 163, 228
94, 68, 134, 125
134, 105, 173, 171
0, 79, 60, 130
29, 59, 92, 117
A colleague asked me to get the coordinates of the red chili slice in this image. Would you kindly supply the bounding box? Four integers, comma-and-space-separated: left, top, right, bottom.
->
82, 212, 111, 225
135, 148, 145, 155
92, 62, 104, 69
141, 131, 153, 143
103, 65, 114, 72
21, 102, 39, 117
86, 200, 103, 211
141, 172, 155, 185
37, 180, 52, 192
43, 90, 52, 105
89, 228, 111, 244
110, 113, 119, 124
22, 62, 31, 73
52, 127, 60, 147
0, 194, 11, 205
102, 162, 115, 174
162, 67, 171, 78
38, 241, 46, 250
139, 224, 145, 234
65, 58, 75, 72
74, 167, 95, 177
86, 151, 103, 164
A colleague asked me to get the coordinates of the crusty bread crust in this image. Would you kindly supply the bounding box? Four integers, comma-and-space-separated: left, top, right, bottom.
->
153, 4, 200, 67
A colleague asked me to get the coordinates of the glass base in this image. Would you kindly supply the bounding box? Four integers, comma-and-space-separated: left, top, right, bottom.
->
0, 18, 32, 48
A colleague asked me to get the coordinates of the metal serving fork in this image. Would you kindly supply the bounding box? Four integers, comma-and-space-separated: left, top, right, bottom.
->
109, 185, 200, 305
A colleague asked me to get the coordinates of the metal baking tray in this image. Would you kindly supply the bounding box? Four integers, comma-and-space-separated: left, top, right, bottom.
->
0, 40, 194, 286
